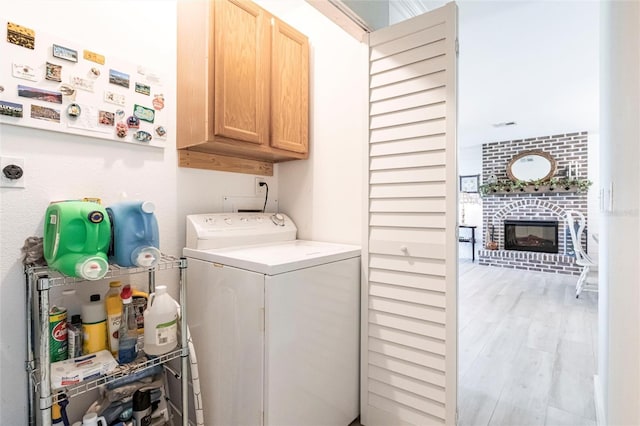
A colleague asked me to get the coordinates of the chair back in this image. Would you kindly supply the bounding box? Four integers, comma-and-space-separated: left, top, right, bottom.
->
566, 210, 587, 261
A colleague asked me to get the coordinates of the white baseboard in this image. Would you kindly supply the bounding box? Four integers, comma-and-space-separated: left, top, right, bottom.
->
594, 374, 605, 425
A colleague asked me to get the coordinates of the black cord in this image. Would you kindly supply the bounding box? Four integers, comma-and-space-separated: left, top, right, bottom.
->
261, 182, 269, 213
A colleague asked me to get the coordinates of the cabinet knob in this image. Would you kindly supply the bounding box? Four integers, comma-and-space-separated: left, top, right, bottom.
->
400, 245, 408, 254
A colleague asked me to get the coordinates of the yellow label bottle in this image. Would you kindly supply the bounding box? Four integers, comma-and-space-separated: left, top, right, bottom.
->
105, 281, 123, 355
82, 294, 108, 354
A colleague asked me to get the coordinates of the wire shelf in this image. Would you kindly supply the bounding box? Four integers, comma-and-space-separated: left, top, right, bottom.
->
25, 254, 184, 288
32, 348, 186, 403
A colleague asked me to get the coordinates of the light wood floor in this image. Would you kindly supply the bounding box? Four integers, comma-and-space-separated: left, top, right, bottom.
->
458, 261, 598, 426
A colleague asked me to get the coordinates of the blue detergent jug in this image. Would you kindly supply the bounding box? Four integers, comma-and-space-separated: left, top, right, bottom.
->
106, 201, 161, 268
43, 201, 111, 280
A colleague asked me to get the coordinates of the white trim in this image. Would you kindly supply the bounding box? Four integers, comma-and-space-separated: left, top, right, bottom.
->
360, 30, 372, 426
594, 374, 605, 426
304, 0, 370, 41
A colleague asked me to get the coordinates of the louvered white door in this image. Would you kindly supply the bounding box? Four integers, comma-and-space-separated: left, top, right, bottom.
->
362, 3, 458, 425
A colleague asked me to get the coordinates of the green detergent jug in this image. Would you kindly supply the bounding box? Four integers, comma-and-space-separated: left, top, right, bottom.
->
43, 201, 111, 280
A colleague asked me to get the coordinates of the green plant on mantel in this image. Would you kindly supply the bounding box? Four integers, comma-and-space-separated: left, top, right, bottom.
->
479, 177, 593, 196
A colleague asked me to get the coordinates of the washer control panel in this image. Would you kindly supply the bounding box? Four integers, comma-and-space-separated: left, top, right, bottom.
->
186, 213, 297, 250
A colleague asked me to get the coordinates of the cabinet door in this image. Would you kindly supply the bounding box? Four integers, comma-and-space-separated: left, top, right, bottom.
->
270, 18, 309, 154
214, 0, 270, 146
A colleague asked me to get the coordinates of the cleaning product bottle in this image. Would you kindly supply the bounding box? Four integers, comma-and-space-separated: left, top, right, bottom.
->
143, 286, 178, 356
82, 294, 108, 355
118, 285, 139, 364
67, 314, 83, 359
106, 201, 161, 268
43, 200, 111, 280
49, 305, 68, 363
105, 281, 123, 355
131, 288, 148, 350
51, 401, 63, 425
132, 389, 152, 426
62, 289, 82, 359
80, 412, 107, 426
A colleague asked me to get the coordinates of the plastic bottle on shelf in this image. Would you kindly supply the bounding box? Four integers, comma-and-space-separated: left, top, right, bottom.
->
143, 285, 178, 356
82, 294, 108, 355
62, 288, 82, 318
131, 288, 148, 350
51, 402, 63, 425
106, 200, 161, 268
61, 285, 82, 360
118, 285, 139, 364
105, 281, 123, 356
42, 200, 111, 280
67, 314, 83, 359
132, 389, 152, 426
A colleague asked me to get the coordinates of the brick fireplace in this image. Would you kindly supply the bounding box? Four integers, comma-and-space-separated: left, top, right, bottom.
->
478, 131, 589, 275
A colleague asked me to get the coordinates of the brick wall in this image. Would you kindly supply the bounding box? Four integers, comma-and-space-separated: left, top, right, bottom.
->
479, 131, 589, 274
482, 131, 589, 182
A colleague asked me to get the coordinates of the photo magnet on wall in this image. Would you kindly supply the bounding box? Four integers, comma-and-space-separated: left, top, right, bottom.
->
109, 69, 130, 89
52, 44, 78, 62
59, 84, 76, 100
18, 85, 62, 104
135, 82, 150, 96
12, 63, 39, 82
83, 49, 105, 65
70, 76, 94, 92
133, 104, 154, 123
0, 100, 24, 118
98, 110, 115, 126
154, 125, 167, 139
7, 22, 35, 49
152, 94, 164, 111
46, 62, 62, 82
31, 104, 60, 123
104, 90, 125, 106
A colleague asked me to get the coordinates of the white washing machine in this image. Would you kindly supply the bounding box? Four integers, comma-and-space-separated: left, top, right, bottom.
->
184, 213, 361, 426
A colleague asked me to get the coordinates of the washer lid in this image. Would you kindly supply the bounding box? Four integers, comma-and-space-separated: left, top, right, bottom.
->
184, 240, 361, 275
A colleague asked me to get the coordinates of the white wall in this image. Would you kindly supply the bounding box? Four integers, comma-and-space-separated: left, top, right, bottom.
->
255, 0, 368, 246
599, 2, 640, 424
587, 133, 600, 259
458, 145, 483, 259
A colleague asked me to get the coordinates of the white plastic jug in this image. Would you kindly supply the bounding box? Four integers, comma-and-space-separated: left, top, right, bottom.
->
82, 412, 107, 426
143, 286, 178, 356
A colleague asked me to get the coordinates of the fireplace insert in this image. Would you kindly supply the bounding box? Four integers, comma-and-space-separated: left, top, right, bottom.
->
504, 220, 558, 253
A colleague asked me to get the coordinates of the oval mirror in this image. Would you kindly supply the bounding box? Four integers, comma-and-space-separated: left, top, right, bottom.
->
506, 150, 556, 182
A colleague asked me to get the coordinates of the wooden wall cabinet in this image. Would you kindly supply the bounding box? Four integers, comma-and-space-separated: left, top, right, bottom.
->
177, 0, 309, 176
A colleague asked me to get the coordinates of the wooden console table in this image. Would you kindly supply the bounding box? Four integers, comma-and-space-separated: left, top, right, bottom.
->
459, 225, 477, 262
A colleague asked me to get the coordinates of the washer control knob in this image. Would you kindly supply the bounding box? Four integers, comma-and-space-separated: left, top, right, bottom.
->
224, 217, 232, 225
271, 213, 285, 226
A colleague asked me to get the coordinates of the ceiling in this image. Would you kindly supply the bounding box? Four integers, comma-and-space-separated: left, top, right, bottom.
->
329, 0, 600, 147
455, 1, 599, 147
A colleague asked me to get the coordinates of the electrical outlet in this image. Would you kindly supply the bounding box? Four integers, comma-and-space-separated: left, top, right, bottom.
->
0, 156, 25, 188
255, 177, 267, 195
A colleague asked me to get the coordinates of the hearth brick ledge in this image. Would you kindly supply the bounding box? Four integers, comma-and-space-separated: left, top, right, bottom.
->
478, 249, 581, 275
